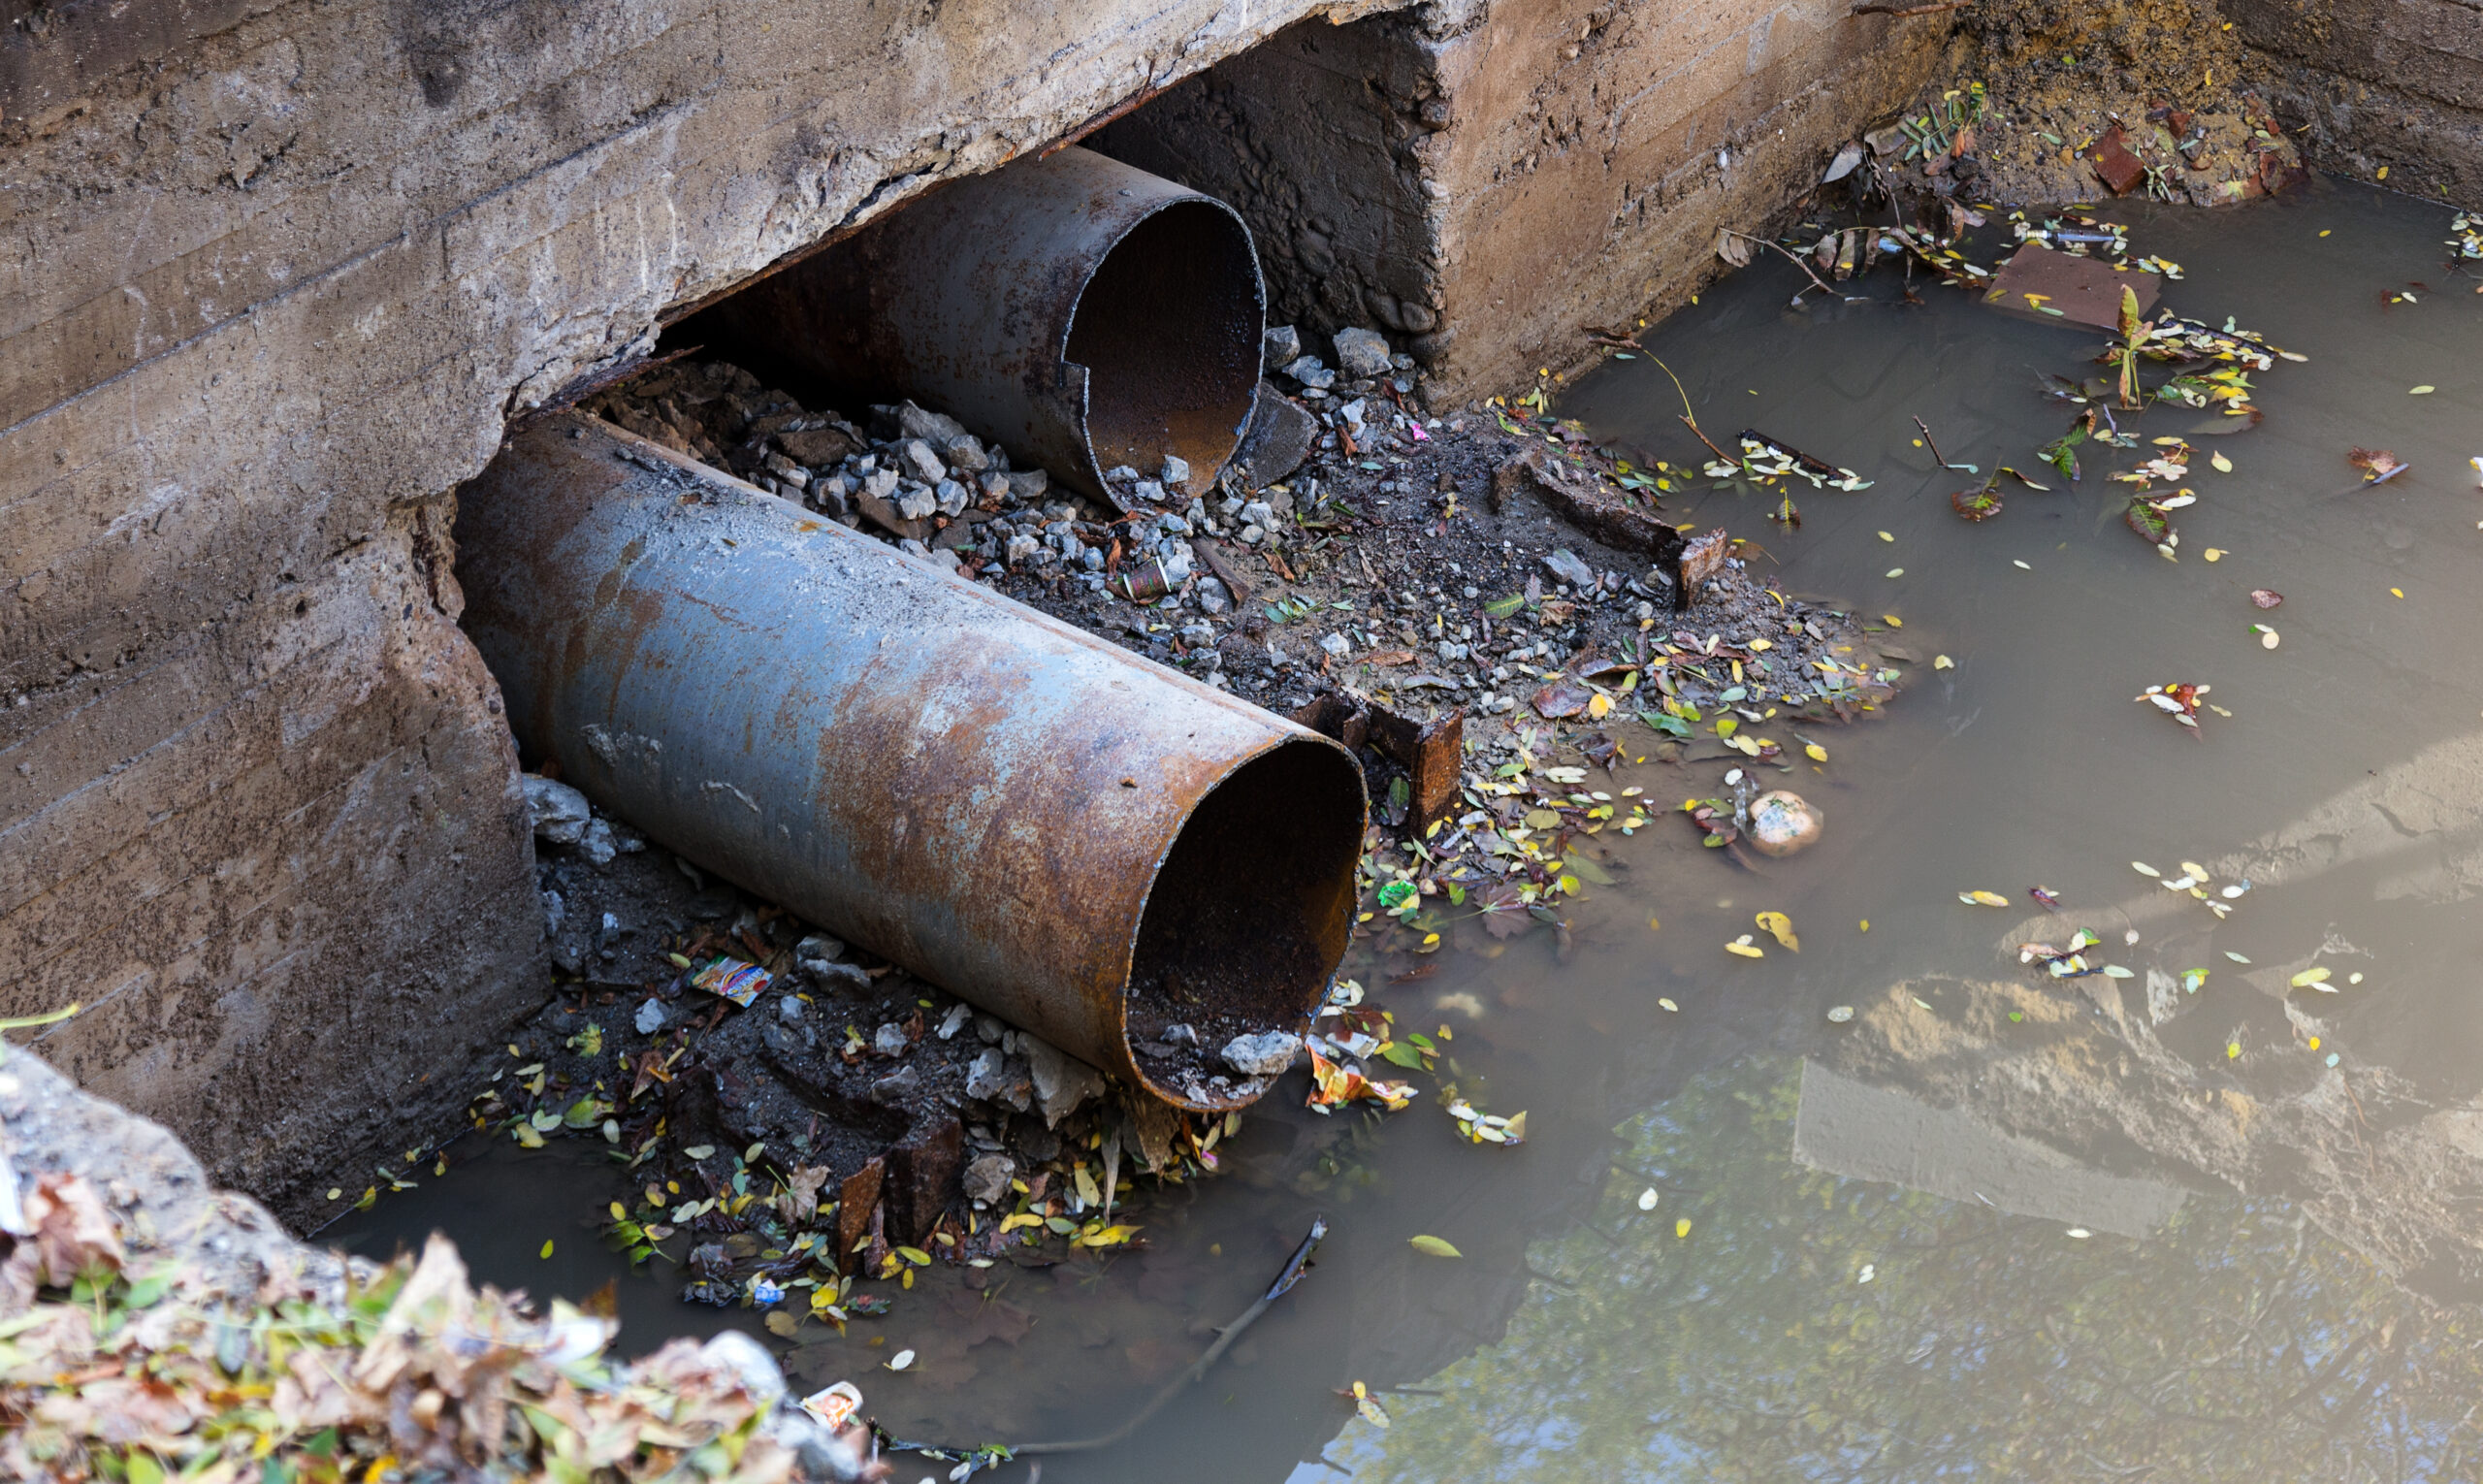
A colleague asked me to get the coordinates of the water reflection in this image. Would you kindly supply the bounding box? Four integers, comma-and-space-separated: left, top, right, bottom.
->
1337, 1054, 2483, 1483
326, 179, 2483, 1482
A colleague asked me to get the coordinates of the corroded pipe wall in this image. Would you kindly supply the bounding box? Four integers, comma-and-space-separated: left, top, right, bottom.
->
456, 413, 1364, 1109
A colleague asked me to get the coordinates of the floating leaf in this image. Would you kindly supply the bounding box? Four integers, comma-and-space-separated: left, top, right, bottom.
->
2250, 589, 2282, 608
887, 1349, 916, 1371
2290, 966, 2335, 990
1826, 1005, 1855, 1023
1933, 654, 1953, 669
1409, 1235, 1463, 1258
2132, 861, 2161, 877
1637, 1187, 1661, 1210
1960, 889, 2010, 907
1658, 997, 1680, 1013
1755, 911, 1800, 951
1804, 742, 1828, 762
1725, 935, 1765, 958
1675, 1217, 1693, 1239
1354, 1380, 1392, 1429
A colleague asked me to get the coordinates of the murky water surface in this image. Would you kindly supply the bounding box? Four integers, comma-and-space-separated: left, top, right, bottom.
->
337, 180, 2483, 1479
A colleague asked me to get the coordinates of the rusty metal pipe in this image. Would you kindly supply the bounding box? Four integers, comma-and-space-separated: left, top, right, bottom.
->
701, 146, 1264, 502
456, 413, 1364, 1111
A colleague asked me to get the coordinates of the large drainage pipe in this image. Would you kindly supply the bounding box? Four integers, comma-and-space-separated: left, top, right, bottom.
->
457, 413, 1365, 1111
701, 146, 1264, 504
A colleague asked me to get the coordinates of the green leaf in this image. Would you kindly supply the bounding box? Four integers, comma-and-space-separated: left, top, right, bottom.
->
1379, 1042, 1428, 1070
1484, 593, 1526, 619
1408, 1235, 1464, 1258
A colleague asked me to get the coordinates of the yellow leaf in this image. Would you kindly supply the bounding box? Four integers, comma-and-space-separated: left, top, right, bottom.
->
1675, 1217, 1693, 1238
2203, 547, 2224, 562
1725, 936, 1765, 958
897, 1245, 932, 1266
2210, 451, 2233, 472
539, 1240, 555, 1259
608, 1202, 627, 1222
1803, 742, 1827, 762
1933, 655, 1953, 669
999, 1212, 1045, 1234
513, 1123, 544, 1149
1586, 692, 1613, 720
1961, 889, 2010, 907
2409, 385, 2434, 395
1882, 614, 1903, 627
1409, 1235, 1463, 1258
1755, 911, 1799, 952
765, 1310, 802, 1338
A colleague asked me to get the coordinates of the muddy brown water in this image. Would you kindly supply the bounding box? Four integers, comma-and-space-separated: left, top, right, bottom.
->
333, 178, 2483, 1479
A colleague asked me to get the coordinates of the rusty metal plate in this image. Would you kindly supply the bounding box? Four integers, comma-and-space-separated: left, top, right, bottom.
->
1984, 243, 2161, 330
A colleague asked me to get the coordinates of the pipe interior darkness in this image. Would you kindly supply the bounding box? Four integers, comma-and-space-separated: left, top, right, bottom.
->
1123, 738, 1366, 1096
1065, 200, 1264, 482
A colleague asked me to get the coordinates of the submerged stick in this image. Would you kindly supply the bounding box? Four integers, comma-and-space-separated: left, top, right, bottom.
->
1644, 354, 1735, 464
1717, 228, 1841, 299
881, 1216, 1331, 1474
1016, 1215, 1329, 1456
1911, 416, 1975, 472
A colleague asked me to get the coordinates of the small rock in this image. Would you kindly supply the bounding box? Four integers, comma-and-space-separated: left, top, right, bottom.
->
540, 889, 564, 938
1333, 327, 1394, 379
938, 1003, 972, 1039
635, 997, 667, 1034
577, 817, 617, 866
873, 1022, 910, 1056
1004, 468, 1049, 502
1103, 465, 1142, 484
1221, 1030, 1301, 1077
1163, 1022, 1201, 1047
1749, 790, 1824, 857
779, 995, 805, 1023
1543, 548, 1596, 588
965, 1048, 1032, 1112
796, 934, 846, 968
523, 775, 592, 846
1005, 533, 1044, 567
934, 478, 971, 517
1320, 632, 1351, 659
962, 1153, 1015, 1205
1242, 500, 1275, 529
1159, 455, 1191, 491
1022, 1035, 1106, 1127
809, 960, 870, 989
1196, 576, 1231, 615
1281, 355, 1336, 390
976, 1014, 1004, 1045
1263, 324, 1303, 365
939, 434, 989, 472
868, 1064, 920, 1104
897, 438, 946, 484
895, 402, 968, 444
1239, 524, 1266, 545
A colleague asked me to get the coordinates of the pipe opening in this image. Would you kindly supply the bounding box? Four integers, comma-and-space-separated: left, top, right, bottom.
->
1064, 199, 1264, 484
1124, 737, 1366, 1107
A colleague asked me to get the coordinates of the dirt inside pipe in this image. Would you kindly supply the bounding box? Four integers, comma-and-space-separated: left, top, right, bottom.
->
1123, 737, 1364, 1106
1065, 199, 1263, 486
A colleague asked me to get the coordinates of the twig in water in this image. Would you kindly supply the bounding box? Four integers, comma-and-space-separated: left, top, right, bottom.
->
1912, 416, 1975, 472
1718, 228, 1843, 300
885, 1216, 1331, 1473
1645, 354, 1735, 464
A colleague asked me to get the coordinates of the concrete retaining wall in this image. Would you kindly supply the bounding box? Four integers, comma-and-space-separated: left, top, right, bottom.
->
2228, 0, 2483, 200
0, 0, 1941, 1216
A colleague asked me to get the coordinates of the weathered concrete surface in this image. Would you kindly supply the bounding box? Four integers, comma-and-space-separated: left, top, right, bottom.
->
2225, 0, 2483, 200
1, 0, 1946, 1218
1424, 1, 1946, 397
0, 0, 1405, 1219
1100, 2, 1949, 402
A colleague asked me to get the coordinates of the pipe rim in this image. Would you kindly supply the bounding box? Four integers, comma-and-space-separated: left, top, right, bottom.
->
1060, 191, 1267, 497
1115, 728, 1366, 1110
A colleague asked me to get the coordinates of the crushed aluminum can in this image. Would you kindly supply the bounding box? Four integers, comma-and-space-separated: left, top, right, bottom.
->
691, 956, 772, 1008
801, 1380, 865, 1430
